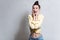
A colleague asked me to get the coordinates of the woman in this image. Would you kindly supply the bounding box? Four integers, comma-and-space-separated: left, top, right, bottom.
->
28, 1, 44, 40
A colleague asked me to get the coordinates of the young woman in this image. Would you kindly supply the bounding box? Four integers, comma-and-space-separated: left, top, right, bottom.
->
28, 1, 44, 40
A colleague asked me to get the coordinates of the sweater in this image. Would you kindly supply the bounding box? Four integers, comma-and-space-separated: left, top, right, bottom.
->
28, 14, 44, 33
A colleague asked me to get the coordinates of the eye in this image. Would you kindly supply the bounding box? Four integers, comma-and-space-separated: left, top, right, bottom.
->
33, 7, 34, 9
36, 8, 37, 9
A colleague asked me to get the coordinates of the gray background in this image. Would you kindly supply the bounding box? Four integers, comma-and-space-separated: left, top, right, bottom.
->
0, 0, 60, 40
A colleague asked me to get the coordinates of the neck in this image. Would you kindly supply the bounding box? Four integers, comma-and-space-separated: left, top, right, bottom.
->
35, 11, 40, 16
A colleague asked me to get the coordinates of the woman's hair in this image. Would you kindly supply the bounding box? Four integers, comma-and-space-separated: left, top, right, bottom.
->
32, 1, 41, 9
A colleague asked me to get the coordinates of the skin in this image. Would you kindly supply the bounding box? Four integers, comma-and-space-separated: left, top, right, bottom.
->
31, 5, 41, 38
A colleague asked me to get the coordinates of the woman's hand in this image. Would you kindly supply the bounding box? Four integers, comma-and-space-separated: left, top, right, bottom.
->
33, 13, 38, 21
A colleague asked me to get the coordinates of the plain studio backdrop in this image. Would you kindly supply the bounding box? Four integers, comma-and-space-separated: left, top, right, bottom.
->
0, 0, 60, 40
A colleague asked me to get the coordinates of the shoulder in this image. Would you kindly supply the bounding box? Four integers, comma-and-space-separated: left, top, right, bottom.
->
28, 14, 31, 17
28, 14, 32, 19
39, 14, 44, 18
38, 14, 44, 20
28, 14, 31, 18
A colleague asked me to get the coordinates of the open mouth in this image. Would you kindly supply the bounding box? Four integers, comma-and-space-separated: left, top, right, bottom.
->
34, 11, 37, 13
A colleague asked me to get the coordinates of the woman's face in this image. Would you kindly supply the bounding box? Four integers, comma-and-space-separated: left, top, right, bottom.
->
32, 5, 40, 15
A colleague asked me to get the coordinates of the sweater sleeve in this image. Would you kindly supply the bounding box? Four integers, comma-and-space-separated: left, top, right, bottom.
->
28, 15, 35, 29
34, 15, 44, 28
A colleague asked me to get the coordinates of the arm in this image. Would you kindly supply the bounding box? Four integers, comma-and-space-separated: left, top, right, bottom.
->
34, 15, 44, 28
28, 14, 44, 29
28, 15, 35, 29
28, 15, 39, 29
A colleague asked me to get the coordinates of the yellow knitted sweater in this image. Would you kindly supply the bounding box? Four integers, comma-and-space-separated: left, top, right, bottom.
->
28, 14, 44, 33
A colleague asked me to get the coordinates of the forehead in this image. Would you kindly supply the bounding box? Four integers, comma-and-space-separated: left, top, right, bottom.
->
33, 5, 39, 8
